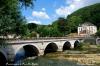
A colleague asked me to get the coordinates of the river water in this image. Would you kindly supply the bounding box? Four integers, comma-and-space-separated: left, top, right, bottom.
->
23, 57, 85, 66
17, 53, 87, 66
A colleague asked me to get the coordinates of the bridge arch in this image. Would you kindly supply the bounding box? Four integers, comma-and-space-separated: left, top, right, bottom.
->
74, 40, 80, 48
0, 50, 7, 66
63, 41, 71, 51
14, 44, 39, 63
44, 42, 58, 55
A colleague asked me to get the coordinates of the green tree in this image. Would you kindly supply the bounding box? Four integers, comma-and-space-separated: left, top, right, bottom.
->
52, 17, 69, 36
36, 25, 61, 37
57, 18, 67, 33
36, 25, 46, 37
0, 0, 19, 36
13, 21, 30, 38
67, 16, 83, 32
19, 0, 35, 8
0, 0, 36, 38
91, 13, 100, 27
49, 27, 62, 37
27, 23, 37, 33
96, 28, 100, 37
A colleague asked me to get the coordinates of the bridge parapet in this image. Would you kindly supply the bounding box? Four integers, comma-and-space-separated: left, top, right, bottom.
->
6, 39, 68, 45
2, 37, 81, 41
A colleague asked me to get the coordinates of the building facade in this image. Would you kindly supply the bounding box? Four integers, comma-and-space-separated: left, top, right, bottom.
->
78, 22, 97, 36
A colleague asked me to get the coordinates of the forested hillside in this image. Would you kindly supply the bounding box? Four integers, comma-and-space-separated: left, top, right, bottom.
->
67, 3, 100, 30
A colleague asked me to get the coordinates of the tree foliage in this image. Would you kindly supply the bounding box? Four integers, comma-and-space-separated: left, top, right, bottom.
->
19, 0, 35, 8
52, 17, 69, 36
67, 16, 82, 32
96, 28, 100, 37
68, 3, 100, 29
0, 0, 35, 38
27, 23, 37, 33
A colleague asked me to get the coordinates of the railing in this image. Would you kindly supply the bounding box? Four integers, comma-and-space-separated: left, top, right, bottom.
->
0, 37, 88, 45
0, 36, 86, 41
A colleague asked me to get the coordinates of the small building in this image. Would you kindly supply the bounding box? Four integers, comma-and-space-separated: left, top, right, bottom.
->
78, 22, 97, 37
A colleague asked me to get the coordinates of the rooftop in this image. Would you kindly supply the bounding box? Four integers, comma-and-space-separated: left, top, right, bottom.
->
79, 22, 95, 27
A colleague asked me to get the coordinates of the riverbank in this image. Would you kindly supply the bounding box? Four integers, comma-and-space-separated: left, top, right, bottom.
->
22, 44, 100, 66
44, 44, 100, 66
45, 52, 100, 66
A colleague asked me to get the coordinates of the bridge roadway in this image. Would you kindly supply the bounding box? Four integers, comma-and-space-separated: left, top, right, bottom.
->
0, 38, 80, 64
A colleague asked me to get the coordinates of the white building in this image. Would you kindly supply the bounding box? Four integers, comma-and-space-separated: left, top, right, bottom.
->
78, 22, 97, 36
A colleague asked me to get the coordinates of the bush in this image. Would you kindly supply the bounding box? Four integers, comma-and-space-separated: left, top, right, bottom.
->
74, 42, 83, 50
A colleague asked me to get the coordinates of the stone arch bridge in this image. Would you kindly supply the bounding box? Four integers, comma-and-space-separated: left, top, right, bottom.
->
0, 38, 81, 65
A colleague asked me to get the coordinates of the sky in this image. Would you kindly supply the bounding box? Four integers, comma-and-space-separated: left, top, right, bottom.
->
21, 0, 100, 25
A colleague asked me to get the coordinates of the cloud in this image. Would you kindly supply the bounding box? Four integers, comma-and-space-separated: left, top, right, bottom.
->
28, 20, 42, 24
74, 0, 81, 2
56, 0, 100, 17
56, 6, 70, 17
26, 16, 33, 20
42, 8, 46, 11
32, 11, 50, 19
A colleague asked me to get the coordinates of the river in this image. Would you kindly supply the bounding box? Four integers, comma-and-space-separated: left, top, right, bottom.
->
16, 52, 87, 66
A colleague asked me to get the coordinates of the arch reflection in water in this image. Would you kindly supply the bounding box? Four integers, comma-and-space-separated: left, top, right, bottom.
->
63, 41, 71, 51
44, 43, 58, 55
74, 40, 80, 48
0, 52, 7, 66
14, 45, 39, 64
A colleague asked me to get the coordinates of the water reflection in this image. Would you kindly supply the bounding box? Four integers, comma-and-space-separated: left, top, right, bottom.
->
20, 56, 86, 66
